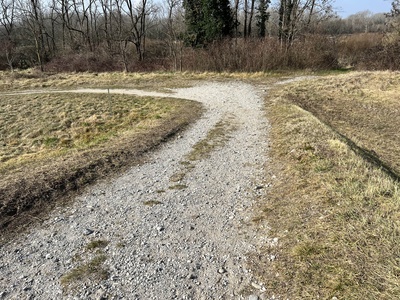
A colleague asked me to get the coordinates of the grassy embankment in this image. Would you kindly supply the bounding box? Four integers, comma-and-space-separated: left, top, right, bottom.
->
0, 71, 205, 236
255, 71, 400, 299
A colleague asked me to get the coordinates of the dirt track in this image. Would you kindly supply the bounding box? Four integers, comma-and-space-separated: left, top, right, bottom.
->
0, 81, 271, 299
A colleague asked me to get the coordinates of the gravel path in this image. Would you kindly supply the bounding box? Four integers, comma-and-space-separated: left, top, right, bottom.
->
0, 81, 271, 299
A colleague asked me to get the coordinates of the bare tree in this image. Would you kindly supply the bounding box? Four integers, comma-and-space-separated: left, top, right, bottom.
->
278, 0, 334, 45
0, 0, 16, 70
385, 0, 400, 44
247, 0, 256, 36
243, 0, 248, 37
233, 0, 240, 37
17, 0, 48, 71
163, 0, 184, 71
123, 0, 154, 61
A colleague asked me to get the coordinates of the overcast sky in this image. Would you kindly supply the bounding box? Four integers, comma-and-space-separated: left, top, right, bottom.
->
333, 0, 393, 17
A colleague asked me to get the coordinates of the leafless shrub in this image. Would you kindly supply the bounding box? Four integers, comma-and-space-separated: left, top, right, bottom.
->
181, 35, 339, 72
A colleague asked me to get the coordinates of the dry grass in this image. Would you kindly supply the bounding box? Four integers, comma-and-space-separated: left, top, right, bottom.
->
86, 240, 109, 250
186, 114, 238, 161
60, 254, 108, 289
169, 113, 238, 186
0, 72, 204, 237
0, 69, 289, 93
288, 71, 400, 177
0, 93, 182, 171
61, 239, 111, 289
253, 71, 400, 299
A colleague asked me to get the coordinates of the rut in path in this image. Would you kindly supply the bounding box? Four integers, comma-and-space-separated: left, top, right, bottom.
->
0, 81, 271, 300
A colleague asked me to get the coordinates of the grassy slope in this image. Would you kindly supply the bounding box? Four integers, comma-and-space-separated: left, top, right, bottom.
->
0, 72, 204, 237
254, 72, 400, 299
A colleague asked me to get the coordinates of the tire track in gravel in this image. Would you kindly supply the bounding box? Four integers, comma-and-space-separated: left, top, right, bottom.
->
0, 81, 271, 299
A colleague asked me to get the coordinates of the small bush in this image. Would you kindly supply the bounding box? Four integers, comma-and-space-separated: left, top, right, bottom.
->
46, 51, 122, 73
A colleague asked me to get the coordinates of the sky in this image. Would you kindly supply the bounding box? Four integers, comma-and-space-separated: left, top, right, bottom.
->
333, 0, 393, 17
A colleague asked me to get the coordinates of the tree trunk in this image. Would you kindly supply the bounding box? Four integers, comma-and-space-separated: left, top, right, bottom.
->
248, 0, 255, 37
244, 0, 248, 38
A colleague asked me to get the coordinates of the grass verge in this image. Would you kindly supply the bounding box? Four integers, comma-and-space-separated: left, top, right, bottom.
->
0, 69, 296, 93
252, 72, 400, 299
0, 83, 203, 239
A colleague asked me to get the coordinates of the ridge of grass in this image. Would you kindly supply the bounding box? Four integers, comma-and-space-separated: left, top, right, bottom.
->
286, 71, 400, 178
253, 72, 400, 299
168, 113, 238, 185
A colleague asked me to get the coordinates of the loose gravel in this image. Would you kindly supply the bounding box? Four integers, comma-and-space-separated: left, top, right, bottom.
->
0, 81, 271, 299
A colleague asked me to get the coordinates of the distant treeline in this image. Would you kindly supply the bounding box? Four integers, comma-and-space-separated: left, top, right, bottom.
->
0, 0, 399, 72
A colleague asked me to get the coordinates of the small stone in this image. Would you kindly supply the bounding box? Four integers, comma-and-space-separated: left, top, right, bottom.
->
255, 185, 264, 190
218, 267, 227, 274
94, 288, 106, 300
187, 274, 197, 280
156, 226, 165, 232
249, 295, 259, 300
251, 282, 262, 290
332, 297, 338, 300
84, 228, 94, 235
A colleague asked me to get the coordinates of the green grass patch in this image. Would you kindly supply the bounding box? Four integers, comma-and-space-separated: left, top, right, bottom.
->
60, 254, 108, 288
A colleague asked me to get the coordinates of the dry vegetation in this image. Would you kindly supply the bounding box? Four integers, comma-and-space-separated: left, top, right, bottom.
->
0, 69, 282, 92
168, 113, 239, 188
61, 239, 110, 289
0, 71, 204, 235
4, 69, 400, 298
0, 93, 181, 170
254, 72, 400, 298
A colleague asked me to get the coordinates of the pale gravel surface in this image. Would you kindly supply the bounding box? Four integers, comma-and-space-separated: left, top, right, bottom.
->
0, 81, 273, 300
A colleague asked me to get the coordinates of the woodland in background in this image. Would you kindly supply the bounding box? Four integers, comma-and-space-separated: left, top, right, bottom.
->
0, 0, 400, 72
